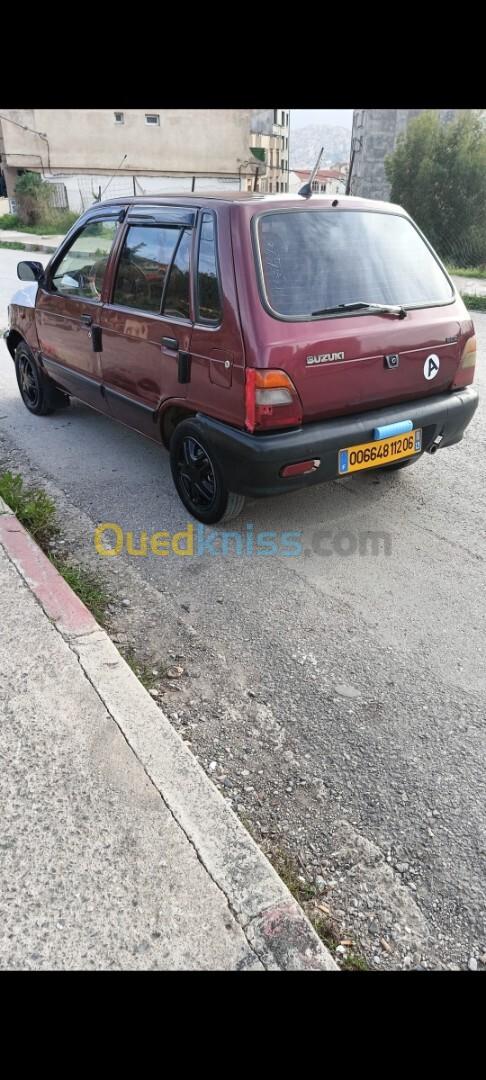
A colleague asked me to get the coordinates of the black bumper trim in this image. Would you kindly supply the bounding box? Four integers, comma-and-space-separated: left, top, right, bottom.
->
193, 386, 479, 497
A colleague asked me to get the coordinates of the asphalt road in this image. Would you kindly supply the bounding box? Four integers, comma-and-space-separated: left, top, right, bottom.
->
0, 245, 485, 970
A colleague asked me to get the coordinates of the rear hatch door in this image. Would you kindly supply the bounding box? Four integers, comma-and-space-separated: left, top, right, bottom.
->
273, 307, 463, 422
253, 203, 463, 421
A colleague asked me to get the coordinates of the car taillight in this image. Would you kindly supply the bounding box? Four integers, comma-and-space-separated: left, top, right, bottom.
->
453, 333, 477, 388
245, 369, 303, 432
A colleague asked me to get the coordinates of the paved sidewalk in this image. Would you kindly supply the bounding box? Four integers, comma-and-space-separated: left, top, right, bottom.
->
451, 275, 486, 297
0, 497, 336, 971
0, 230, 63, 254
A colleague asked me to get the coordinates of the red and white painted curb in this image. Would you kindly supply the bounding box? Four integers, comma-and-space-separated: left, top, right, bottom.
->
0, 498, 96, 635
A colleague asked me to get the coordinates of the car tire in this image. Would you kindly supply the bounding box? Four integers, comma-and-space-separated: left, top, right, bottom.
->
15, 343, 67, 415
170, 419, 246, 524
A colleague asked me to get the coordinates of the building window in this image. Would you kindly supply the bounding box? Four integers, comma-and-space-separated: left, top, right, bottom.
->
282, 159, 287, 172
273, 108, 278, 125
145, 114, 160, 126
114, 112, 124, 125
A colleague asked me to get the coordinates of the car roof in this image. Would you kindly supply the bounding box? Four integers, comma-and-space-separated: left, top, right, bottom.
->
85, 192, 405, 215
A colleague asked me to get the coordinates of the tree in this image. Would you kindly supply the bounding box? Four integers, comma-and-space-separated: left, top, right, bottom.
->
15, 171, 51, 226
385, 110, 486, 267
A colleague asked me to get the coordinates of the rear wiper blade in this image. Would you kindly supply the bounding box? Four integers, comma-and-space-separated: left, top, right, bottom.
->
311, 301, 407, 318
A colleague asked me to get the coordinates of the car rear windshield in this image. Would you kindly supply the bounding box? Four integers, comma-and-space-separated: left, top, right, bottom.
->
255, 209, 453, 319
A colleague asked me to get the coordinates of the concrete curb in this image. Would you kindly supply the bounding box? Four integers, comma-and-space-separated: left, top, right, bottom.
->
0, 500, 338, 971
0, 241, 57, 254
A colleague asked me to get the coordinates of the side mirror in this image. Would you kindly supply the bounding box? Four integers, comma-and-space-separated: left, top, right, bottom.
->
17, 261, 44, 283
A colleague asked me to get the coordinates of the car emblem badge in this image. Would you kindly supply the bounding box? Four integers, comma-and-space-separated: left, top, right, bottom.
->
385, 354, 400, 369
306, 351, 345, 366
424, 354, 440, 380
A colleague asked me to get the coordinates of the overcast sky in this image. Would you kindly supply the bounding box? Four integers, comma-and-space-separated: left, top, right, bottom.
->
290, 109, 354, 130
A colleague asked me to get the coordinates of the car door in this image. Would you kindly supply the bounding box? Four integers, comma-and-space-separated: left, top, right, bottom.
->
187, 207, 246, 429
99, 206, 195, 439
35, 211, 122, 410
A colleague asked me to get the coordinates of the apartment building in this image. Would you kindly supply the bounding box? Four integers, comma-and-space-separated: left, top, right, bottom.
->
288, 165, 347, 194
349, 109, 459, 201
0, 108, 290, 212
249, 108, 290, 193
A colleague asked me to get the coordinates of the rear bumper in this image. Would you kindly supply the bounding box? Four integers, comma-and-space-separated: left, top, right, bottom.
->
195, 386, 479, 497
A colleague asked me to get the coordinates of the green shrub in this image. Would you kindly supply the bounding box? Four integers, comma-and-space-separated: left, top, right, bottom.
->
0, 209, 78, 236
0, 213, 22, 230
15, 171, 52, 226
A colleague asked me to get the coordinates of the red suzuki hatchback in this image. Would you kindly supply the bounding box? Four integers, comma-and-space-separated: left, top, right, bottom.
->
5, 193, 479, 522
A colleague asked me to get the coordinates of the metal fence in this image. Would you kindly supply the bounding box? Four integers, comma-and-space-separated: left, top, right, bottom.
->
43, 173, 242, 213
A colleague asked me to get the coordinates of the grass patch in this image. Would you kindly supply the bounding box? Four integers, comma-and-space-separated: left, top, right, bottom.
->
264, 844, 370, 969
342, 952, 369, 971
460, 293, 486, 312
0, 470, 58, 547
120, 647, 164, 690
0, 214, 21, 230
50, 557, 110, 625
0, 212, 78, 235
0, 240, 28, 251
447, 264, 486, 280
0, 470, 110, 625
273, 850, 317, 902
310, 913, 341, 953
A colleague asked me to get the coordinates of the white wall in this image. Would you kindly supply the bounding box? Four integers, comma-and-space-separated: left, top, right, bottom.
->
1, 109, 253, 176
43, 173, 242, 214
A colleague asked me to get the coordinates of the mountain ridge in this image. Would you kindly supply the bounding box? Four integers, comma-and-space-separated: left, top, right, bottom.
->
289, 124, 352, 169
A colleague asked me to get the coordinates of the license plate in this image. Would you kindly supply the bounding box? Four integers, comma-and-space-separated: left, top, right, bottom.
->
338, 429, 422, 475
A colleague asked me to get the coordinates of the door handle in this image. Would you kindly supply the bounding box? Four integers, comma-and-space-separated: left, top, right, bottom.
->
80, 314, 93, 327
162, 336, 178, 351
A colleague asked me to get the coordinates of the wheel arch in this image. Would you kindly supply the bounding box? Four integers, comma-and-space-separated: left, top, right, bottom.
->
159, 403, 197, 449
5, 329, 25, 360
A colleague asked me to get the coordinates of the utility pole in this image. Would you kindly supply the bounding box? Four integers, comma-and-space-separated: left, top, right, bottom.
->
346, 136, 362, 195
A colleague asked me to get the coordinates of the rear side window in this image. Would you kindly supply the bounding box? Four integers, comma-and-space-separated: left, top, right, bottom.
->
113, 225, 180, 313
196, 212, 222, 323
163, 229, 191, 320
256, 210, 453, 319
